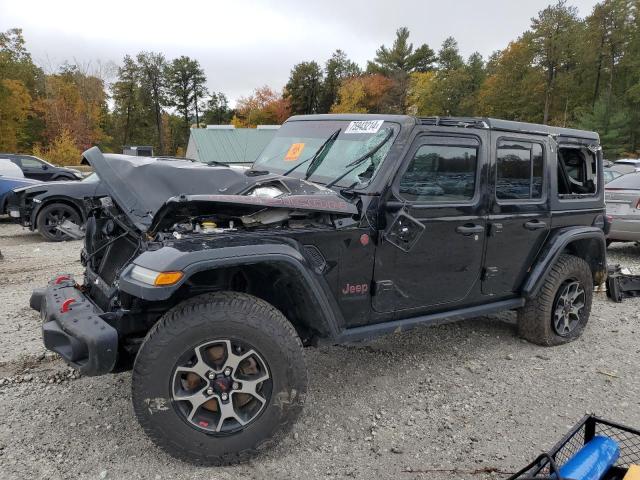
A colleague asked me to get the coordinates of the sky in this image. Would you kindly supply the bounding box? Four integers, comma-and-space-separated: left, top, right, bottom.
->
0, 0, 601, 106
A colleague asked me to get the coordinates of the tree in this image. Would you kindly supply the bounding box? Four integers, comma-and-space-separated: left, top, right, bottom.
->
33, 66, 107, 151
437, 37, 465, 71
320, 50, 360, 113
285, 61, 323, 115
367, 27, 436, 74
529, 1, 581, 124
166, 56, 196, 143
234, 86, 290, 127
32, 128, 82, 165
578, 98, 631, 157
137, 52, 168, 154
331, 74, 394, 113
477, 39, 545, 122
366, 27, 436, 112
0, 79, 31, 150
202, 92, 232, 125
111, 55, 141, 146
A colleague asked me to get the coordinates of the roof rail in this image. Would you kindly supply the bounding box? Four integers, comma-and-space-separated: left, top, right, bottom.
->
418, 117, 489, 128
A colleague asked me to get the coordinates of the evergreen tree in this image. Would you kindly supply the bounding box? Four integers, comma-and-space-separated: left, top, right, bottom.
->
285, 61, 323, 115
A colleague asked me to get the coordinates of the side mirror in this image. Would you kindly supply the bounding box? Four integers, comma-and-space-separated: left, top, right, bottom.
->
41, 164, 48, 170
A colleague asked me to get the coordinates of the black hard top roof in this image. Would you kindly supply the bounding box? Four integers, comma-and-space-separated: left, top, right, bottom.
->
286, 114, 599, 142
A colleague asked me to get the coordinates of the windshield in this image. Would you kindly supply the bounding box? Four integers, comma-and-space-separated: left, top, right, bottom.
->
253, 120, 399, 187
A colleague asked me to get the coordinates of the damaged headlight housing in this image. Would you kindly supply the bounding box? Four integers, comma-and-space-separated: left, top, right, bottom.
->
130, 265, 184, 286
246, 186, 284, 198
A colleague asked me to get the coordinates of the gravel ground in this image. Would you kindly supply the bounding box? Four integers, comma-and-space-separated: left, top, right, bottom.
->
1, 216, 640, 480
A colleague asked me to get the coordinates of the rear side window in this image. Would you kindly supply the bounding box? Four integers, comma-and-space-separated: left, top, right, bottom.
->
399, 143, 478, 202
496, 140, 543, 200
557, 147, 597, 196
20, 157, 43, 168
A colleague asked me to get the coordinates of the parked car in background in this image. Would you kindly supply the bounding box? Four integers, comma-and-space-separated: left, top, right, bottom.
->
604, 167, 624, 184
7, 173, 105, 241
0, 154, 83, 181
605, 171, 640, 244
0, 159, 42, 214
614, 158, 640, 172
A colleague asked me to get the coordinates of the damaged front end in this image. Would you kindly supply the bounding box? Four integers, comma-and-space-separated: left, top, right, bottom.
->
79, 148, 359, 310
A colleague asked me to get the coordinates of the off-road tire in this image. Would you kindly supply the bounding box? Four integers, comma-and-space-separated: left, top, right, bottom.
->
36, 202, 81, 242
518, 254, 593, 346
131, 291, 307, 465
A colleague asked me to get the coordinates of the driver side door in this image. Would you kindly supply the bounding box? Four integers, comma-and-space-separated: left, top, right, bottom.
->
372, 132, 489, 317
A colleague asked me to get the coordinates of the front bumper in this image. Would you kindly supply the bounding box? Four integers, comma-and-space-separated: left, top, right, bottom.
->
30, 275, 118, 376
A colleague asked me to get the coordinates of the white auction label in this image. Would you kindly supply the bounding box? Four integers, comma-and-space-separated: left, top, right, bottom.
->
344, 120, 384, 134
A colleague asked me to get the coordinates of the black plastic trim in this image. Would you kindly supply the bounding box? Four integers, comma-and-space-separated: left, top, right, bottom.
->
521, 226, 606, 299
31, 276, 118, 376
330, 297, 524, 344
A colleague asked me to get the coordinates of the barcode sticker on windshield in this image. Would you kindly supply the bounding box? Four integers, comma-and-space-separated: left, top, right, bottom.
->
344, 120, 384, 134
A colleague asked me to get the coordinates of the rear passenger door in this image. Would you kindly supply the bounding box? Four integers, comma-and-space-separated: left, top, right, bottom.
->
482, 134, 550, 295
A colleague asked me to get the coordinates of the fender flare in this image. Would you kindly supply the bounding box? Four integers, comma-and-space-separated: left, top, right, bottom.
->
117, 243, 344, 339
521, 226, 606, 299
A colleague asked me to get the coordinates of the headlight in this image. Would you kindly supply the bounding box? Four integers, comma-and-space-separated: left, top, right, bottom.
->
130, 265, 184, 286
247, 186, 283, 198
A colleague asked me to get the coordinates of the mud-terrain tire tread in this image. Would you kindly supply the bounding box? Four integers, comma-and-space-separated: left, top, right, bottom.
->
518, 254, 593, 346
132, 291, 307, 465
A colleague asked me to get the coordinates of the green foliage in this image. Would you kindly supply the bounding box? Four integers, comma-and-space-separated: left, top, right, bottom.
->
320, 50, 361, 113
578, 99, 631, 157
202, 92, 232, 125
4, 3, 640, 160
33, 129, 82, 166
285, 61, 323, 115
367, 27, 436, 75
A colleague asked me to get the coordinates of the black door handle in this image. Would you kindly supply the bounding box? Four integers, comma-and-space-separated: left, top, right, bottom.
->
456, 224, 484, 235
524, 220, 547, 231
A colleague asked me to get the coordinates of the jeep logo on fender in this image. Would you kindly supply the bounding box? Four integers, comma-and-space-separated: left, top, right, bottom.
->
342, 282, 369, 295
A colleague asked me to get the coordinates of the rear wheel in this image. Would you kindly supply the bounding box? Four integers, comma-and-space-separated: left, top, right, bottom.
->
518, 254, 593, 346
131, 292, 307, 465
36, 202, 81, 242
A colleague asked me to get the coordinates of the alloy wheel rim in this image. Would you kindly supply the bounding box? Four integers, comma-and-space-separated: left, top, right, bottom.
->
45, 207, 74, 238
171, 339, 271, 434
552, 280, 585, 336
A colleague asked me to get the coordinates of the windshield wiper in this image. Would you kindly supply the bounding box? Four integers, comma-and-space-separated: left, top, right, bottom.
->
281, 128, 341, 177
324, 128, 394, 189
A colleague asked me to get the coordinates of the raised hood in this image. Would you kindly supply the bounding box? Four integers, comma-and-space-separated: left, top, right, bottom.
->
82, 147, 357, 233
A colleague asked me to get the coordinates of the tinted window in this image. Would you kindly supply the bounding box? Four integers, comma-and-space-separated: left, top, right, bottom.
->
20, 157, 44, 168
496, 141, 543, 200
399, 144, 477, 202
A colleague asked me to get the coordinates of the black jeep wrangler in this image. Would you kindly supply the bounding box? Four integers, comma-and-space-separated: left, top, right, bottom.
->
31, 114, 607, 464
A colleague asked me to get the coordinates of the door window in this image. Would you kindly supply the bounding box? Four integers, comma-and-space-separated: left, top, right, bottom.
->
399, 143, 478, 202
496, 140, 543, 200
20, 157, 44, 168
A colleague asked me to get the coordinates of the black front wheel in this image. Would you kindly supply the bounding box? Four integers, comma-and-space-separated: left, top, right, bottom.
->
36, 202, 81, 242
131, 292, 307, 465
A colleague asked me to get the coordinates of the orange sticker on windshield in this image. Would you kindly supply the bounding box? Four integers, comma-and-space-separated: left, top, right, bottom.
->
284, 143, 305, 161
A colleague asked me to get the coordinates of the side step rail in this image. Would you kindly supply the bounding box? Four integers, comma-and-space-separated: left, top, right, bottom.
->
606, 264, 640, 302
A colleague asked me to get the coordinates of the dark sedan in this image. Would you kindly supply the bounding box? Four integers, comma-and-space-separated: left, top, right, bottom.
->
7, 173, 106, 241
0, 154, 83, 181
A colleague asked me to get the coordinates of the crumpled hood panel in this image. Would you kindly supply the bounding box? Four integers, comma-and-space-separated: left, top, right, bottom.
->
82, 147, 357, 233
